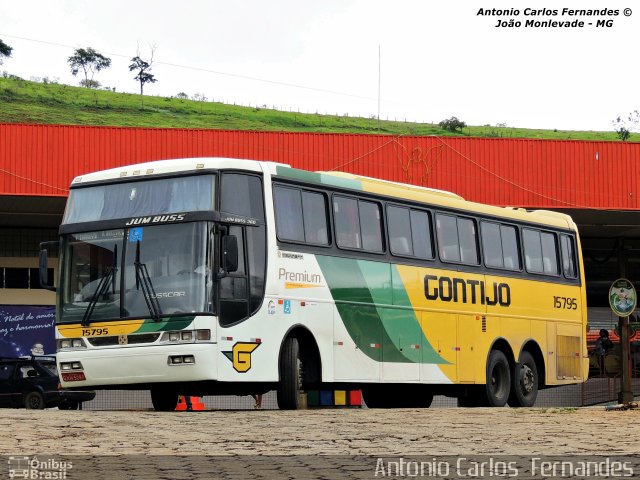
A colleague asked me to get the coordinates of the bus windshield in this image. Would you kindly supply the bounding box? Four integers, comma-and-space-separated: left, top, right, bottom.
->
59, 222, 213, 323
63, 174, 215, 224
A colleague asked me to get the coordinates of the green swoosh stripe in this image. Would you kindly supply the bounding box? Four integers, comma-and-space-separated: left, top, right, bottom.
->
316, 256, 447, 364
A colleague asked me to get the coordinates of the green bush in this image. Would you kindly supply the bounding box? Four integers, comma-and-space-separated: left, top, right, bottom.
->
439, 116, 466, 132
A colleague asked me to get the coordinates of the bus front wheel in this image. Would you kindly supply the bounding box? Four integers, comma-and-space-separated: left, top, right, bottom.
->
508, 351, 538, 407
277, 337, 301, 410
150, 386, 179, 412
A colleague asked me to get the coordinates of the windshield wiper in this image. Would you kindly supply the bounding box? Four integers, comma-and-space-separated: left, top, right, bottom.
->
81, 267, 114, 327
81, 245, 118, 327
134, 240, 162, 321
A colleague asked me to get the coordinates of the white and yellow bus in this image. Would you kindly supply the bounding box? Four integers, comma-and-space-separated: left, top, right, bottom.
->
41, 158, 588, 410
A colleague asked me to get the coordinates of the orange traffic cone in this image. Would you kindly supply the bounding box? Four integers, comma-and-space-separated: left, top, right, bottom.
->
175, 395, 187, 411
191, 396, 205, 411
176, 395, 205, 411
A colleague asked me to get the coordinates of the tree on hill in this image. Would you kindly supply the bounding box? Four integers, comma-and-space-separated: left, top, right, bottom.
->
68, 47, 112, 88
129, 46, 157, 101
612, 111, 639, 141
439, 116, 466, 133
0, 39, 13, 65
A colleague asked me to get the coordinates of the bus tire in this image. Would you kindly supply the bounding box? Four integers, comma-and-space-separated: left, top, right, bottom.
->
508, 351, 538, 407
277, 336, 301, 410
150, 386, 179, 412
484, 350, 511, 407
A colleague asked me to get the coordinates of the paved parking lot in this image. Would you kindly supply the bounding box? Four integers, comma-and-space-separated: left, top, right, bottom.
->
2, 407, 638, 479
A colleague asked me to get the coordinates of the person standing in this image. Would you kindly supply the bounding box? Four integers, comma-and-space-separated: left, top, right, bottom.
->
595, 329, 613, 374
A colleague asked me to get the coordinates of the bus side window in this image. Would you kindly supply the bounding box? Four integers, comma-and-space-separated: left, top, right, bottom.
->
482, 222, 521, 270
301, 191, 329, 245
274, 186, 329, 245
221, 174, 265, 221
458, 218, 479, 265
541, 232, 559, 275
437, 214, 478, 265
274, 186, 304, 242
334, 196, 361, 249
334, 196, 383, 253
410, 210, 434, 259
436, 214, 460, 262
481, 221, 503, 268
523, 229, 543, 273
560, 234, 577, 279
359, 200, 383, 252
388, 205, 413, 256
219, 226, 248, 326
500, 224, 521, 270
523, 228, 558, 275
220, 173, 267, 322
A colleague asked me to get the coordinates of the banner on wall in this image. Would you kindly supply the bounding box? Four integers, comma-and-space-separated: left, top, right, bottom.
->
0, 305, 56, 357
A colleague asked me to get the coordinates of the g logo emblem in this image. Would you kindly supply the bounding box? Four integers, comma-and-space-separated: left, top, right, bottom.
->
222, 342, 260, 373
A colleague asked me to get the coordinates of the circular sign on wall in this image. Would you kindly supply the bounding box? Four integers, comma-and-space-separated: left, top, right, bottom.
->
609, 278, 637, 317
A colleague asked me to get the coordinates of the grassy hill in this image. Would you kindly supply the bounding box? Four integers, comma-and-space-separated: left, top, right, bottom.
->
0, 75, 637, 142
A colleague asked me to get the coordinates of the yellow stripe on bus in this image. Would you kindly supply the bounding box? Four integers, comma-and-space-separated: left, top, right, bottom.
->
57, 319, 145, 338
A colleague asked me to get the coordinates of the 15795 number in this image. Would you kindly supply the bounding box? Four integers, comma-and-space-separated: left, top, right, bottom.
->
81, 328, 109, 336
553, 296, 577, 310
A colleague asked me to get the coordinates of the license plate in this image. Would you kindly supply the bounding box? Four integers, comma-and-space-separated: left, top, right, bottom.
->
61, 372, 86, 382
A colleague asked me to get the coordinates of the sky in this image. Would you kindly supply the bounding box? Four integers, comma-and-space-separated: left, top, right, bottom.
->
0, 0, 638, 132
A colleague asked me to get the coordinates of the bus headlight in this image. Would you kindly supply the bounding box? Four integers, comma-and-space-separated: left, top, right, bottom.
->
58, 338, 86, 350
196, 329, 211, 341
168, 355, 196, 365
160, 330, 211, 344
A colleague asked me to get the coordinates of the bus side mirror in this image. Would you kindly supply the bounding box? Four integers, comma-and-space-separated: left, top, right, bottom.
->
39, 241, 58, 292
222, 235, 239, 274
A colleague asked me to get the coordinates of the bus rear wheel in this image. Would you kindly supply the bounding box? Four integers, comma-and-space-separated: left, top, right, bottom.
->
508, 351, 538, 407
150, 386, 179, 412
277, 337, 301, 410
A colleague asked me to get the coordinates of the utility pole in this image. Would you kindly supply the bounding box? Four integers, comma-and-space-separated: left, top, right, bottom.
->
377, 45, 381, 131
614, 240, 634, 404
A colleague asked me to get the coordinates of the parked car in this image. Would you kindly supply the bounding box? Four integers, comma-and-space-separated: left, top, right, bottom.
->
0, 356, 95, 409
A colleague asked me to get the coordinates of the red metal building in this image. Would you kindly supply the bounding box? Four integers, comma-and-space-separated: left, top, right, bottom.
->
1, 122, 638, 210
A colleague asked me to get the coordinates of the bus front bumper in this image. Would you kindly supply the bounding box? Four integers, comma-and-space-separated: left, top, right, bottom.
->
57, 343, 218, 388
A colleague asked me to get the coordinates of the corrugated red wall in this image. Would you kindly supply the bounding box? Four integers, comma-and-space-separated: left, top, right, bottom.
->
1, 123, 638, 209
